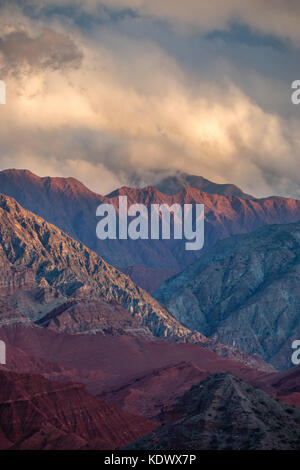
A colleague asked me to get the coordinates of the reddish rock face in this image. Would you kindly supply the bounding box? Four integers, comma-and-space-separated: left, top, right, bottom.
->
35, 299, 152, 336
0, 323, 299, 446
279, 393, 300, 407
100, 361, 208, 419
0, 368, 156, 450
271, 365, 300, 397
254, 365, 300, 407
0, 323, 273, 411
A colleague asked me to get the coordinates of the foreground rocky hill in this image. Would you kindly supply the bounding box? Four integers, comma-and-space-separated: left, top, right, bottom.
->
156, 222, 300, 369
126, 373, 300, 450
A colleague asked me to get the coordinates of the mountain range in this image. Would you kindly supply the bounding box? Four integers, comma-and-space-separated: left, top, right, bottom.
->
1, 170, 300, 371
1, 169, 300, 281
0, 168, 300, 449
0, 189, 276, 371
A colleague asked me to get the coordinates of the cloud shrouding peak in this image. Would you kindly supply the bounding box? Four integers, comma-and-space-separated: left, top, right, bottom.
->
0, 1, 300, 198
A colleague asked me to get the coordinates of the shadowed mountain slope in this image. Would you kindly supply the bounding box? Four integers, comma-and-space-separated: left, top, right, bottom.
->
155, 222, 300, 369
126, 373, 300, 450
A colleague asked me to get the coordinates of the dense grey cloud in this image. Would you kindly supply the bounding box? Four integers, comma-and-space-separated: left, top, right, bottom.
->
0, 29, 82, 76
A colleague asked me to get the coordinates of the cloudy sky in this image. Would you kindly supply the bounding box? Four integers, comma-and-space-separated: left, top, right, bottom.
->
0, 0, 300, 197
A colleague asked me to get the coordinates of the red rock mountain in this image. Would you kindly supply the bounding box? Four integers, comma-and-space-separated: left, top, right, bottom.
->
1, 323, 298, 423
99, 361, 208, 420
0, 323, 273, 412
0, 369, 156, 450
35, 298, 152, 336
